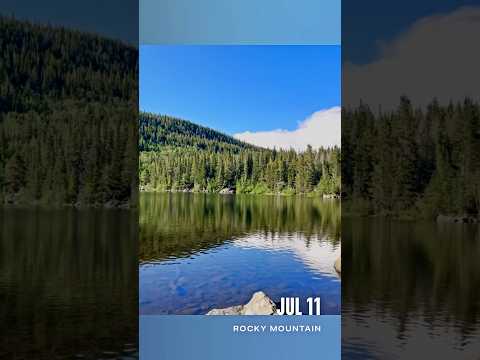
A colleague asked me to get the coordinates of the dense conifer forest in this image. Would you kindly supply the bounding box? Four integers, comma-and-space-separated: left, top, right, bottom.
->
139, 112, 341, 195
343, 97, 480, 219
0, 17, 138, 206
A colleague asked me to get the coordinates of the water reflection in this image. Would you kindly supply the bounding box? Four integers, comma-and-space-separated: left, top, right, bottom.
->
140, 193, 340, 262
139, 193, 340, 315
0, 207, 138, 359
234, 232, 339, 277
342, 219, 480, 358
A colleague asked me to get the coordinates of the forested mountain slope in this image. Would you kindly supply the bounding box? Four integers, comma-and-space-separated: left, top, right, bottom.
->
139, 113, 341, 195
139, 112, 255, 153
0, 16, 138, 206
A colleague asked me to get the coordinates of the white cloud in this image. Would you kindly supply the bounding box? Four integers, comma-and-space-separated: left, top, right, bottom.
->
344, 6, 480, 109
233, 107, 340, 151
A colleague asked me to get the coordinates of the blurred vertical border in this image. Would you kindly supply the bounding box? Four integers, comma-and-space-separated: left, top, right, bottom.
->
0, 1, 139, 359
342, 0, 480, 358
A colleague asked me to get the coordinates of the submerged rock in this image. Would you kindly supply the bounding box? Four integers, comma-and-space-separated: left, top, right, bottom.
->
206, 291, 277, 315
334, 257, 341, 274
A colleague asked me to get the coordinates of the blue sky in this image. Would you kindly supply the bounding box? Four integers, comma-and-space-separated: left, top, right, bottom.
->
140, 45, 340, 136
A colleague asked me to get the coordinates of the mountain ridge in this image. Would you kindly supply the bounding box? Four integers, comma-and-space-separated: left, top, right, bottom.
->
139, 112, 260, 153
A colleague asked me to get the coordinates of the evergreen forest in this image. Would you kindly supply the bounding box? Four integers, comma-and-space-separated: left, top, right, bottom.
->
139, 112, 341, 196
343, 96, 480, 219
0, 16, 138, 206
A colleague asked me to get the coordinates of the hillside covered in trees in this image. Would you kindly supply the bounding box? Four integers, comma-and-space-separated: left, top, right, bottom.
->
139, 112, 341, 195
0, 16, 138, 206
343, 97, 480, 219
140, 112, 255, 153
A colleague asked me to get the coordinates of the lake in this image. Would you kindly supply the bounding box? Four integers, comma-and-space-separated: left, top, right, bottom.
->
139, 193, 341, 315
342, 218, 480, 359
0, 207, 138, 360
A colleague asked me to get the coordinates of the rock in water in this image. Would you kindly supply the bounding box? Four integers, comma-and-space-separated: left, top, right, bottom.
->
206, 305, 244, 315
334, 257, 341, 274
206, 291, 276, 315
243, 291, 277, 315
219, 188, 235, 194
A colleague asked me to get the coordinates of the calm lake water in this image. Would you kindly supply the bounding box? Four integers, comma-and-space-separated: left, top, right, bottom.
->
139, 193, 341, 315
0, 207, 138, 360
343, 218, 480, 359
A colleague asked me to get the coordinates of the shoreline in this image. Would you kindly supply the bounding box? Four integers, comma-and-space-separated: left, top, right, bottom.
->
139, 188, 341, 199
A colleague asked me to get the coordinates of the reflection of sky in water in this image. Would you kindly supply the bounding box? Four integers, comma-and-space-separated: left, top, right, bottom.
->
233, 232, 340, 278
140, 232, 340, 315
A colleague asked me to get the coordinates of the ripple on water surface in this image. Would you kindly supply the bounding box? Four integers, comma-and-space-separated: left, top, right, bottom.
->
140, 231, 341, 315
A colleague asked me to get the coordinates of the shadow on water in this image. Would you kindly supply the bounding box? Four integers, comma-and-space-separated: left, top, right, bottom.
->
342, 218, 480, 359
0, 207, 138, 360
